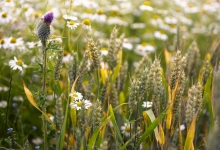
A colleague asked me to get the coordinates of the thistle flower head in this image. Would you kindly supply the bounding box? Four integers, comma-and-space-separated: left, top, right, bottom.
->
34, 12, 53, 42
44, 12, 54, 24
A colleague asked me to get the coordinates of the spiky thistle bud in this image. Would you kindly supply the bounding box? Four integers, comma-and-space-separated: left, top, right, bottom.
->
54, 49, 64, 80
34, 12, 54, 42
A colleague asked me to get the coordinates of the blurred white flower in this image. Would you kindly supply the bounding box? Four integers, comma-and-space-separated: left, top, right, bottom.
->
154, 31, 168, 41
135, 42, 155, 56
180, 124, 185, 131
13, 96, 24, 102
139, 1, 154, 11
142, 101, 153, 108
0, 11, 13, 24
107, 17, 128, 26
32, 137, 43, 145
9, 56, 27, 71
0, 86, 9, 92
63, 14, 78, 21
0, 101, 7, 108
130, 23, 145, 29
70, 99, 92, 110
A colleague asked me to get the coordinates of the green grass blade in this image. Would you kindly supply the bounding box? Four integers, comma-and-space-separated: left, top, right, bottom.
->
109, 105, 124, 145
87, 116, 111, 150
136, 107, 169, 148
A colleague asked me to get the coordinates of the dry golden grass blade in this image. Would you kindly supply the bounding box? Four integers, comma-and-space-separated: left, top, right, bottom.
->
158, 123, 165, 145
23, 82, 56, 129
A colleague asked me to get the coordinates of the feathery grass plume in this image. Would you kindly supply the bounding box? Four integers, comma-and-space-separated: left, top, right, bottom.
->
89, 100, 102, 133
74, 128, 82, 150
170, 50, 187, 91
107, 26, 119, 70
98, 140, 108, 150
137, 67, 148, 98
54, 49, 64, 80
85, 75, 94, 100
210, 42, 220, 68
34, 12, 53, 42
135, 53, 152, 77
202, 61, 211, 86
24, 140, 31, 150
172, 72, 186, 130
76, 50, 89, 88
110, 84, 118, 108
68, 52, 78, 86
87, 37, 100, 70
185, 82, 203, 127
78, 102, 87, 133
206, 68, 220, 149
185, 41, 200, 80
55, 96, 64, 132
146, 59, 165, 114
100, 78, 109, 102
116, 61, 128, 91
129, 79, 138, 111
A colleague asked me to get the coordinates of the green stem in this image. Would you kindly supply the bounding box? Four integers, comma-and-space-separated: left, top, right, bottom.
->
42, 40, 48, 150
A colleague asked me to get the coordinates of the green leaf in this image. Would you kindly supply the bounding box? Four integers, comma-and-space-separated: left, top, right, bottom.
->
136, 107, 169, 148
109, 105, 124, 145
87, 116, 111, 150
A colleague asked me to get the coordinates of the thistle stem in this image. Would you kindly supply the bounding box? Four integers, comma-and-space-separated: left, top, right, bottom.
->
42, 40, 48, 150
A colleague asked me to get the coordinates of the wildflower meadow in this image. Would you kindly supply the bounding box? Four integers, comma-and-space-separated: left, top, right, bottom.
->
1, 0, 220, 149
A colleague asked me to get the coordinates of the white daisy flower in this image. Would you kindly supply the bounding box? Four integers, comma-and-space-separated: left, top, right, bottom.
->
63, 14, 78, 21
121, 123, 132, 137
0, 101, 7, 108
0, 11, 13, 24
70, 99, 92, 110
100, 47, 108, 56
9, 56, 27, 71
67, 21, 80, 30
139, 1, 154, 12
154, 31, 168, 41
82, 19, 92, 31
134, 42, 155, 56
142, 101, 153, 108
69, 91, 83, 100
32, 137, 43, 145
180, 124, 185, 131
13, 96, 24, 102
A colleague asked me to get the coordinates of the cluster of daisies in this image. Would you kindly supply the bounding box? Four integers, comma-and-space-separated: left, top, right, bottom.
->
69, 91, 92, 110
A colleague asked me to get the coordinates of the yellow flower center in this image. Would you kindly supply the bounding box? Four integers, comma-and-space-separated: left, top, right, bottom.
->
77, 101, 82, 107
23, 7, 28, 11
16, 60, 23, 66
63, 50, 68, 56
111, 10, 118, 16
125, 126, 130, 132
160, 31, 165, 34
97, 9, 103, 15
101, 47, 107, 51
34, 12, 41, 18
143, 1, 151, 6
73, 93, 79, 98
153, 15, 158, 20
69, 21, 75, 25
6, 0, 11, 2
170, 24, 176, 28
10, 37, 17, 43
1, 38, 5, 44
83, 19, 91, 26
141, 42, 147, 46
2, 12, 7, 18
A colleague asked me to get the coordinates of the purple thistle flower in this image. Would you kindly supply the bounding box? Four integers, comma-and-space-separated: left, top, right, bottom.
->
44, 12, 53, 24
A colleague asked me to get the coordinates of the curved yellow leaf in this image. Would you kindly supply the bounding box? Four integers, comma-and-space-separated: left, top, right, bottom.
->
23, 82, 56, 129
158, 123, 165, 145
